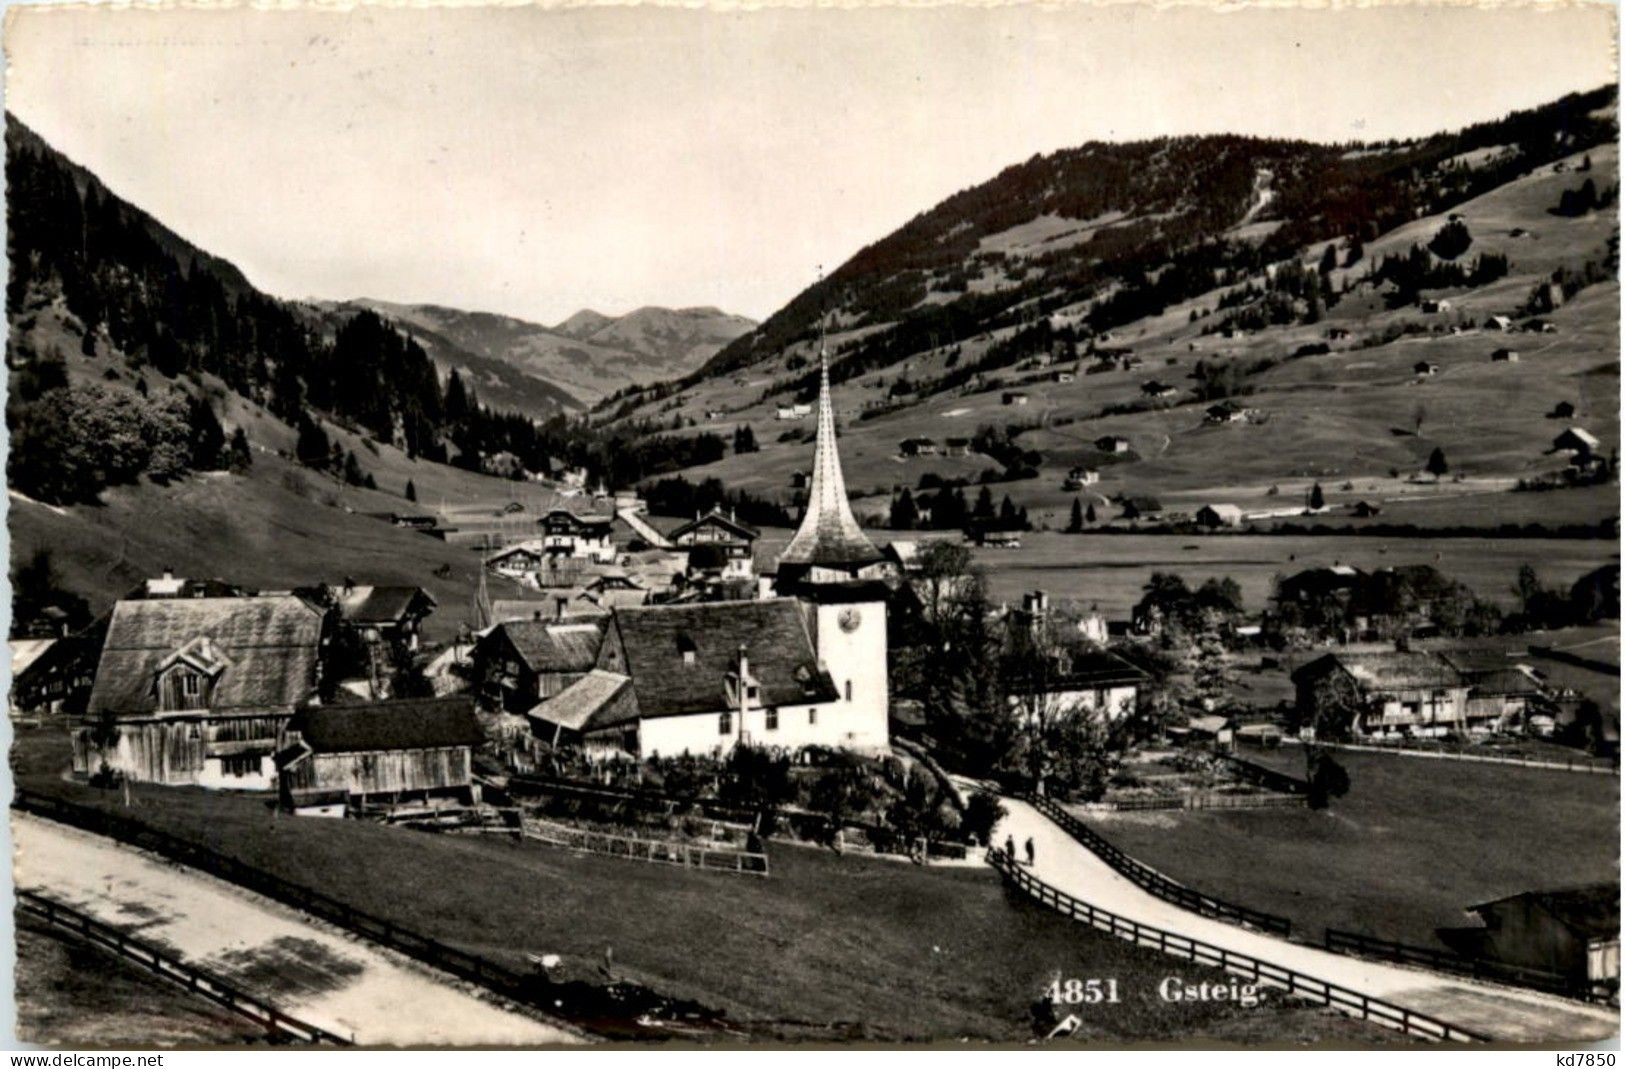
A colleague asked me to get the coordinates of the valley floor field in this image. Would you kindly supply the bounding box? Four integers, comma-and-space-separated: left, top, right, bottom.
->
11, 755, 1391, 1046
1079, 748, 1620, 952
747, 530, 1617, 618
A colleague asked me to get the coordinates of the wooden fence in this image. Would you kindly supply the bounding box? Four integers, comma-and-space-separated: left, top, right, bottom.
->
1325, 928, 1619, 1006
1023, 794, 1293, 937
1279, 738, 1619, 776
18, 888, 353, 1045
987, 849, 1485, 1044
520, 818, 769, 876
1102, 792, 1308, 812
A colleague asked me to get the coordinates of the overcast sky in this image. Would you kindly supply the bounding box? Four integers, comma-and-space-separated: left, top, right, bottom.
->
5, 3, 1616, 325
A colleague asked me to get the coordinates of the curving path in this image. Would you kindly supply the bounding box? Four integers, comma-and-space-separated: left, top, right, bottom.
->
991, 796, 1618, 1044
14, 813, 582, 1046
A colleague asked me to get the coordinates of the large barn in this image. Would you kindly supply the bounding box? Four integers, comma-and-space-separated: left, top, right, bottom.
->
75, 594, 327, 789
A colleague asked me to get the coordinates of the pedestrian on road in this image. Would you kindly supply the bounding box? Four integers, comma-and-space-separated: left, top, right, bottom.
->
1024, 837, 1035, 867
1004, 834, 1015, 860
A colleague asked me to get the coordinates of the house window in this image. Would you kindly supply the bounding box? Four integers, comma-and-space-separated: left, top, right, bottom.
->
220, 754, 259, 778
746, 684, 759, 702
809, 708, 817, 726
719, 711, 732, 735
766, 709, 778, 731
181, 673, 201, 699
845, 680, 853, 702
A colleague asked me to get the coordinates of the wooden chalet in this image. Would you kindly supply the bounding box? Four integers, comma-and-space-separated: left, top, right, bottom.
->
74, 595, 326, 789
537, 508, 616, 562
472, 616, 606, 712
276, 696, 485, 813
333, 583, 437, 652
669, 509, 759, 578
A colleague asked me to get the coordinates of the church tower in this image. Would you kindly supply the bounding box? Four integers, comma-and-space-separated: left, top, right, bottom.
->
777, 342, 890, 751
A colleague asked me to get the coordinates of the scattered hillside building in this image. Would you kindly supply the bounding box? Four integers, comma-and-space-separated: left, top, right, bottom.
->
1195, 503, 1244, 528
1095, 435, 1132, 454
1062, 467, 1100, 491
1414, 361, 1439, 376
1205, 401, 1246, 424
10, 636, 97, 719
1491, 347, 1520, 363
1002, 391, 1031, 406
1119, 496, 1163, 521
486, 543, 550, 585
1485, 314, 1515, 332
899, 437, 940, 457
1052, 370, 1076, 383
275, 696, 484, 814
943, 437, 971, 457
971, 527, 1023, 548
1554, 427, 1602, 459
1141, 380, 1178, 400
1420, 298, 1453, 314
1550, 401, 1577, 420
1350, 501, 1384, 518
75, 594, 327, 789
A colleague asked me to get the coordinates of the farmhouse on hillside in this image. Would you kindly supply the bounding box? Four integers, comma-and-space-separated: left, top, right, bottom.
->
1554, 426, 1602, 459
1205, 401, 1246, 423
1491, 347, 1520, 363
74, 594, 327, 789
1414, 361, 1439, 376
1095, 435, 1132, 454
275, 696, 485, 815
1195, 503, 1244, 528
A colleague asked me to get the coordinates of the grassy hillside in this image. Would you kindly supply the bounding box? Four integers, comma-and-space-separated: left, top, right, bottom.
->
610, 142, 1620, 531
6, 449, 532, 644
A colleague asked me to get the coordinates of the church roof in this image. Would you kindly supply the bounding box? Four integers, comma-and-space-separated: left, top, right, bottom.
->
603, 599, 838, 719
777, 347, 883, 569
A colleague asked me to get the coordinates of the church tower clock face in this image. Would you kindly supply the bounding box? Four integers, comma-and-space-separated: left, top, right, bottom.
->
837, 606, 862, 633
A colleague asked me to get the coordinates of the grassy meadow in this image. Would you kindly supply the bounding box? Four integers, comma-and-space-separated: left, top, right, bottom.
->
1083, 748, 1620, 950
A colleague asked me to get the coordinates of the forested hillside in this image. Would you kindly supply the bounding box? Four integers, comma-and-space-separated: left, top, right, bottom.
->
628, 85, 1616, 409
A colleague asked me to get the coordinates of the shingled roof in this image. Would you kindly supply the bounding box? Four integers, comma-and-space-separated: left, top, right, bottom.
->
87, 595, 324, 717
604, 599, 837, 719
528, 669, 635, 733
1470, 883, 1619, 941
484, 618, 605, 674
285, 696, 484, 753
1292, 651, 1465, 691
335, 585, 437, 626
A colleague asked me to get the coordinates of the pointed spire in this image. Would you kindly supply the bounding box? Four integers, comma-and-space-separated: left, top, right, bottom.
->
778, 302, 882, 572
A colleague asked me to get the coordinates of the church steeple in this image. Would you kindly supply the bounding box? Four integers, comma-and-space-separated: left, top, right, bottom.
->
777, 338, 882, 572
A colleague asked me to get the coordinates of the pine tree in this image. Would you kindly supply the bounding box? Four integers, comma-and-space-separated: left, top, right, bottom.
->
187, 394, 225, 470
295, 414, 330, 468
227, 427, 252, 472
1067, 497, 1084, 533
405, 479, 417, 502
1427, 446, 1449, 478
343, 450, 365, 487
973, 486, 995, 520
1309, 482, 1326, 510
1085, 501, 1097, 524
890, 488, 918, 530
998, 495, 1018, 526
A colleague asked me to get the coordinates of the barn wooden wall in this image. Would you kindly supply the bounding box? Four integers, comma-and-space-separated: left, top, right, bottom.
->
283, 746, 472, 796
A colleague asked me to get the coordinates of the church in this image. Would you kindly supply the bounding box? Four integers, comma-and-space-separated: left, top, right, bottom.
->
529, 347, 892, 757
